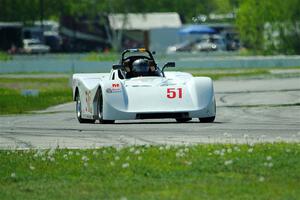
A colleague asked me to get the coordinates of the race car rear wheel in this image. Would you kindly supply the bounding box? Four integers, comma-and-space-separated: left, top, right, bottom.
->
75, 92, 95, 123
97, 87, 115, 124
176, 118, 192, 123
199, 116, 215, 123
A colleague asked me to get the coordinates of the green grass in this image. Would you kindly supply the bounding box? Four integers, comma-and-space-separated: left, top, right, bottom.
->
0, 143, 299, 200
168, 66, 300, 80
82, 52, 119, 62
191, 69, 270, 80
0, 77, 72, 114
0, 51, 12, 61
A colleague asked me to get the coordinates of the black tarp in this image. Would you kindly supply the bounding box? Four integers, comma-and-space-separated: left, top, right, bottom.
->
0, 22, 23, 51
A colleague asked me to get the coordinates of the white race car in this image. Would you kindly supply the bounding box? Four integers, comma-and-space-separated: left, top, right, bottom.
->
72, 48, 216, 124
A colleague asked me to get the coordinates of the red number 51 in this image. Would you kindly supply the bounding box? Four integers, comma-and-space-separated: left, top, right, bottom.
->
167, 88, 183, 99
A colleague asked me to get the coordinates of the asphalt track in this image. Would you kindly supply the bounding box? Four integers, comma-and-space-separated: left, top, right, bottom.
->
0, 77, 299, 149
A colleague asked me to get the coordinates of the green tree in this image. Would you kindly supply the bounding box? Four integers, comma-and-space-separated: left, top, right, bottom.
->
0, 0, 237, 24
236, 0, 265, 52
236, 0, 300, 54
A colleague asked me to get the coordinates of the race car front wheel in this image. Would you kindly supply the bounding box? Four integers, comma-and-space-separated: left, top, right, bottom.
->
75, 92, 95, 123
176, 118, 192, 123
97, 87, 115, 124
199, 116, 215, 123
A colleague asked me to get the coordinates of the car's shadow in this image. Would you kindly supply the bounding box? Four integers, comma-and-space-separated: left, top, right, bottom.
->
96, 121, 223, 125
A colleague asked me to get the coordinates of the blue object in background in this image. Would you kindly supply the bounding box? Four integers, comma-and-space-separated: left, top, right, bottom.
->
178, 25, 216, 35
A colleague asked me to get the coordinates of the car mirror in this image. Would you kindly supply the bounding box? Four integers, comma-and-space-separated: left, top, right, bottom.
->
112, 64, 123, 70
163, 62, 175, 68
162, 62, 176, 77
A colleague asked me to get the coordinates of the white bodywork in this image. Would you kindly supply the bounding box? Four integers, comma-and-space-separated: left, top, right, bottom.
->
72, 70, 216, 121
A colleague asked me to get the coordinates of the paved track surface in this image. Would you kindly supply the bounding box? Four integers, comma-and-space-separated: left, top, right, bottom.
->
1, 78, 299, 149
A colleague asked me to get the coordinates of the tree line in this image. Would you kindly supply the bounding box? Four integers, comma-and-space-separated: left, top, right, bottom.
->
236, 0, 300, 54
0, 0, 238, 23
0, 0, 299, 54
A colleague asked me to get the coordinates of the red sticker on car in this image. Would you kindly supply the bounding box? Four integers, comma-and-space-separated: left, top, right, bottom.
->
167, 88, 183, 99
112, 83, 120, 88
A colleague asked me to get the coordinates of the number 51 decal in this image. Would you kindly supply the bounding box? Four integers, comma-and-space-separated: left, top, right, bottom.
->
167, 88, 183, 99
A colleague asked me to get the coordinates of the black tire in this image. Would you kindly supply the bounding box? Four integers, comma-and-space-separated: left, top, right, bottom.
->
175, 118, 192, 123
97, 88, 115, 124
75, 92, 95, 124
199, 116, 215, 123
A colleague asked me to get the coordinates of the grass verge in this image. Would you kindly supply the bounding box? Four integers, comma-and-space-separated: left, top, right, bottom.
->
0, 51, 12, 61
0, 143, 299, 200
82, 52, 119, 62
0, 77, 72, 114
171, 66, 300, 80
191, 68, 270, 80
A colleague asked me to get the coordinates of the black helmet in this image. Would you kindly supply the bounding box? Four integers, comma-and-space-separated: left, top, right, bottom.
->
132, 59, 149, 73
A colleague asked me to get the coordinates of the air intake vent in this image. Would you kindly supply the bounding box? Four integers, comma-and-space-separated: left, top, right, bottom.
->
136, 112, 189, 119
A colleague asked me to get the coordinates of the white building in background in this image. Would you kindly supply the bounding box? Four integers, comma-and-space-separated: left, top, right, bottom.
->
108, 12, 182, 52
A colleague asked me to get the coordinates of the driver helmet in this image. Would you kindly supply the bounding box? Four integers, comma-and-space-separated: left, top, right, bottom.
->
132, 59, 149, 73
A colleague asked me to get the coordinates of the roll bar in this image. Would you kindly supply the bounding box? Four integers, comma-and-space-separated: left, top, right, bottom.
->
121, 48, 155, 62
